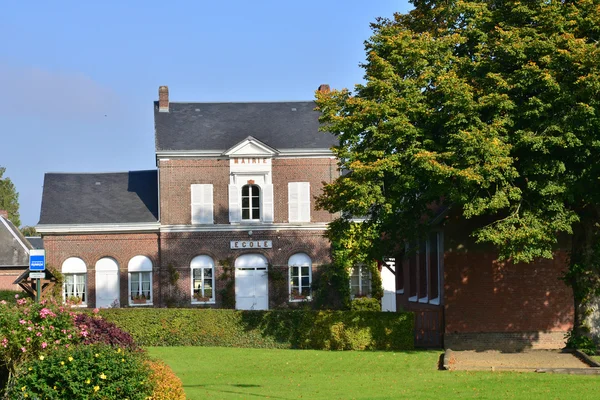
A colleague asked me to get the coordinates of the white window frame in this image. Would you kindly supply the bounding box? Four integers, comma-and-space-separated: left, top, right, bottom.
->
128, 255, 153, 306
350, 264, 371, 298
190, 255, 216, 304
241, 184, 261, 221
62, 257, 87, 307
288, 253, 312, 302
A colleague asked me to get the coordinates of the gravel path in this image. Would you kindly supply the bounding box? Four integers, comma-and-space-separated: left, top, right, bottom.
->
447, 350, 589, 371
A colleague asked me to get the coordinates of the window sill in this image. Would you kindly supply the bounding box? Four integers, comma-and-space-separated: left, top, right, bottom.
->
66, 303, 87, 308
408, 296, 418, 302
191, 300, 215, 305
289, 297, 312, 302
418, 297, 429, 303
129, 302, 153, 307
429, 298, 440, 305
396, 289, 404, 294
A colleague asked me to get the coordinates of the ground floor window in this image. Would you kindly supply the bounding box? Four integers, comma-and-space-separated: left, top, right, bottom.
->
129, 272, 152, 302
289, 253, 312, 301
63, 273, 87, 304
350, 265, 371, 298
128, 255, 153, 305
191, 255, 215, 303
61, 257, 87, 305
407, 231, 443, 305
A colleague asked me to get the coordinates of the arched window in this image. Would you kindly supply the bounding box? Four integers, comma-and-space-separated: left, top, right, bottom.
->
350, 264, 371, 298
62, 257, 87, 305
288, 253, 312, 301
128, 256, 153, 305
241, 184, 260, 220
191, 255, 215, 303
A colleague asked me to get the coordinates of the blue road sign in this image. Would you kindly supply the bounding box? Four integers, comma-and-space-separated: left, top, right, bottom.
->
29, 249, 46, 271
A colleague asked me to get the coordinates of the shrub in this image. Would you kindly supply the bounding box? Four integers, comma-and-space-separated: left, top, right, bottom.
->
74, 313, 138, 350
565, 330, 598, 356
147, 360, 186, 400
350, 297, 381, 312
100, 308, 414, 351
0, 296, 83, 377
7, 344, 154, 400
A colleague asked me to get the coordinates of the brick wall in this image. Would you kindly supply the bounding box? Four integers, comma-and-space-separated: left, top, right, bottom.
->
159, 230, 331, 307
159, 157, 338, 225
0, 267, 26, 291
442, 216, 573, 350
43, 233, 159, 308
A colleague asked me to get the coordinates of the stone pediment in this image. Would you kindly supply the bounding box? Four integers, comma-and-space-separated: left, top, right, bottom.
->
222, 136, 279, 157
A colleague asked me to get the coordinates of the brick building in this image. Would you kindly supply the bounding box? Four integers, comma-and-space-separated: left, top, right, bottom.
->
36, 85, 573, 350
37, 86, 337, 310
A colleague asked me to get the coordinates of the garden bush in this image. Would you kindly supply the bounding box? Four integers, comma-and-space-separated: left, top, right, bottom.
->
0, 296, 84, 377
350, 297, 381, 312
146, 359, 186, 400
74, 313, 138, 350
6, 344, 153, 400
100, 308, 414, 351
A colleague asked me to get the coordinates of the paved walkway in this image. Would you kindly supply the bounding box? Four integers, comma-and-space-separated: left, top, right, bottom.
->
446, 350, 589, 371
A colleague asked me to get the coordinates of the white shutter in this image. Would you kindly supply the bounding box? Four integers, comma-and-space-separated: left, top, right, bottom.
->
191, 184, 213, 224
299, 182, 310, 222
289, 182, 310, 222
262, 184, 274, 223
228, 184, 241, 223
288, 182, 300, 222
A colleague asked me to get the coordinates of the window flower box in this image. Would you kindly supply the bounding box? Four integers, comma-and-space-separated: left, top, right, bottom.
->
193, 293, 212, 302
131, 295, 149, 305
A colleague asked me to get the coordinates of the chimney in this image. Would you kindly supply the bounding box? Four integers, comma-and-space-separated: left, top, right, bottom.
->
317, 84, 330, 94
159, 86, 169, 112
0, 210, 7, 219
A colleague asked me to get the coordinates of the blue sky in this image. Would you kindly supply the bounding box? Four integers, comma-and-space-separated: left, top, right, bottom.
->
1, 0, 411, 227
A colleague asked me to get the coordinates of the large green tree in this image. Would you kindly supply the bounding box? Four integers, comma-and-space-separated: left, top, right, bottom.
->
316, 0, 600, 338
0, 167, 21, 227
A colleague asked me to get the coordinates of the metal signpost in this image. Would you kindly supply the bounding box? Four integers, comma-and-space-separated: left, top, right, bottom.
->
29, 249, 46, 303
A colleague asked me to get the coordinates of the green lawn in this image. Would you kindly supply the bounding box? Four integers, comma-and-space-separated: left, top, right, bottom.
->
147, 347, 600, 400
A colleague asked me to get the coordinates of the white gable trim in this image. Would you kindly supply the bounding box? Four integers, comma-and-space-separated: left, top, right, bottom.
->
156, 148, 334, 160
223, 136, 279, 157
0, 217, 29, 253
160, 222, 328, 233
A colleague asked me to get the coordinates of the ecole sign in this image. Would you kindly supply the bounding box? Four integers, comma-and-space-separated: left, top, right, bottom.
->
230, 240, 272, 249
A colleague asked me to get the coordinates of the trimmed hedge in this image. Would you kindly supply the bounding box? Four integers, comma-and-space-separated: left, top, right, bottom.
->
99, 309, 414, 351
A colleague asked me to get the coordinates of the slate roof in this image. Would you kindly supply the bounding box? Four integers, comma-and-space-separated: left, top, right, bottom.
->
0, 216, 31, 267
154, 101, 338, 151
38, 171, 158, 225
26, 237, 44, 249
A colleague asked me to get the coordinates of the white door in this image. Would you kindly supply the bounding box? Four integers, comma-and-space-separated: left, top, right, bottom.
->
381, 257, 396, 312
235, 254, 269, 310
95, 258, 120, 308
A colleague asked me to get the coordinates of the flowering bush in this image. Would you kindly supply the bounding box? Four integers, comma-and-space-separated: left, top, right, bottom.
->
0, 295, 83, 377
146, 359, 186, 400
74, 312, 138, 350
7, 344, 154, 399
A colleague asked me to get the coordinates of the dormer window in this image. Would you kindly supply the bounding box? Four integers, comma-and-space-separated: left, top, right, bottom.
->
242, 184, 261, 220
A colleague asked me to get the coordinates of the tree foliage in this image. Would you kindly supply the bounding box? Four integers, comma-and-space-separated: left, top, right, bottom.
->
316, 0, 600, 334
0, 167, 20, 228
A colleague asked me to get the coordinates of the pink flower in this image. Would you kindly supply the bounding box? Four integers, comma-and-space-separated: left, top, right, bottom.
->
0, 300, 6, 305
41, 342, 47, 349
26, 338, 31, 343
80, 330, 89, 338
15, 294, 19, 299
39, 308, 56, 319
55, 340, 60, 344
19, 320, 26, 325
36, 332, 42, 337
1, 338, 7, 348
27, 327, 33, 331
64, 344, 69, 349
20, 347, 26, 353
93, 308, 99, 314
67, 334, 72, 339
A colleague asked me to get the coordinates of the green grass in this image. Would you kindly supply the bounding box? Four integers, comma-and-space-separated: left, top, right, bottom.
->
147, 347, 600, 400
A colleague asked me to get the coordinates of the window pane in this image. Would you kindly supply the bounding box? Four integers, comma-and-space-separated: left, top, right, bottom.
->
419, 240, 427, 299
130, 273, 140, 297
242, 209, 250, 219
252, 208, 260, 219
409, 250, 417, 298
429, 232, 439, 300
301, 276, 310, 288
292, 277, 300, 287
301, 266, 309, 276
351, 275, 359, 287
242, 186, 249, 196
204, 268, 212, 278
291, 266, 299, 278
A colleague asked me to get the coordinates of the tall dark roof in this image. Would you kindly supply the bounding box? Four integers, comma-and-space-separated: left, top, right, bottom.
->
154, 101, 337, 151
0, 216, 31, 267
38, 171, 158, 225
26, 237, 44, 250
